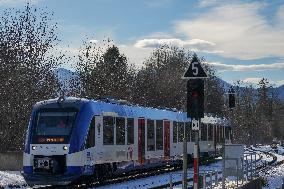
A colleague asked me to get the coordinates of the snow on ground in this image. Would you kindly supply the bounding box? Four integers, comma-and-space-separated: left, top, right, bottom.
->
0, 147, 268, 189
0, 159, 224, 189
95, 160, 225, 189
254, 145, 284, 189
0, 171, 29, 189
260, 164, 284, 189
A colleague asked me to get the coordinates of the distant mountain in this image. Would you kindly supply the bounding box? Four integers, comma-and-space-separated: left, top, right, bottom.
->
54, 68, 284, 101
276, 85, 284, 100
216, 77, 284, 101
54, 68, 78, 91
215, 77, 232, 91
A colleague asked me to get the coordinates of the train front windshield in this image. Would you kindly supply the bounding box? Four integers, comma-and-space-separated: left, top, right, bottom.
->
32, 109, 77, 143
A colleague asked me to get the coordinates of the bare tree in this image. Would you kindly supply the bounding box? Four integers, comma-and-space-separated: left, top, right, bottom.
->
133, 46, 225, 116
227, 79, 282, 144
0, 4, 62, 151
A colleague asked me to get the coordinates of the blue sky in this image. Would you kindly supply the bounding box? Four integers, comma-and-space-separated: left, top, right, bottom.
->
1, 0, 284, 86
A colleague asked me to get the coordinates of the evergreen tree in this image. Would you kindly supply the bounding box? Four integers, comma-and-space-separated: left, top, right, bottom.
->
74, 40, 134, 101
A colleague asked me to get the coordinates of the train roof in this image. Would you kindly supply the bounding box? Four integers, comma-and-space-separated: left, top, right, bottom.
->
34, 97, 230, 125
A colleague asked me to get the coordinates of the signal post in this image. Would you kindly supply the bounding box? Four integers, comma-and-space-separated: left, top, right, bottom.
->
182, 54, 207, 189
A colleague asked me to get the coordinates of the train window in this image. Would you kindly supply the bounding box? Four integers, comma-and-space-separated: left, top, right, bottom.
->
86, 117, 95, 148
223, 127, 226, 140
218, 125, 222, 142
156, 120, 163, 150
185, 122, 190, 142
127, 118, 134, 145
215, 125, 218, 142
173, 122, 178, 143
201, 123, 207, 141
220, 125, 224, 141
178, 122, 184, 142
103, 116, 114, 145
225, 127, 230, 140
216, 125, 219, 142
147, 119, 155, 151
116, 117, 125, 145
191, 123, 195, 142
200, 123, 204, 140
229, 130, 233, 140
208, 124, 213, 141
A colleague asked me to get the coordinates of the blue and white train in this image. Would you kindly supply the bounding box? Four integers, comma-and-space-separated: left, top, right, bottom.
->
22, 97, 231, 185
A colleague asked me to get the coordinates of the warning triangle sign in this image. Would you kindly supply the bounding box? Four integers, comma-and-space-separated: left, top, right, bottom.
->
182, 55, 208, 79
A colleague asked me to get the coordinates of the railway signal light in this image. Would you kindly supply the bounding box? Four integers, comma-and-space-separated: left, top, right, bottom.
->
187, 79, 204, 118
182, 54, 207, 189
228, 88, 236, 109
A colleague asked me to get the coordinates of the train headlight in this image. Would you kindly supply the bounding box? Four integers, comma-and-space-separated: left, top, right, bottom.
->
63, 146, 68, 150
32, 146, 36, 150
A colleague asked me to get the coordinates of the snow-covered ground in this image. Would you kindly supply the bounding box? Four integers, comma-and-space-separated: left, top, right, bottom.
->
253, 145, 284, 189
94, 161, 223, 189
261, 164, 284, 189
1, 146, 283, 189
0, 161, 223, 189
0, 171, 28, 189
93, 152, 258, 189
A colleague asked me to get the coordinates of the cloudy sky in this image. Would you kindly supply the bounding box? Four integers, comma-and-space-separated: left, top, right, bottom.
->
1, 0, 284, 86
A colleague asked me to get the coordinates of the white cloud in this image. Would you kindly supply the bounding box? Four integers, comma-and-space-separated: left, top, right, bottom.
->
120, 45, 153, 67
134, 38, 183, 48
89, 39, 98, 44
206, 61, 284, 72
174, 2, 284, 60
134, 38, 220, 53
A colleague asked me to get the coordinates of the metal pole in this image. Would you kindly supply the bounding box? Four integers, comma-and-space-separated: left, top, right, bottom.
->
222, 135, 226, 189
241, 158, 244, 185
193, 121, 199, 189
250, 154, 253, 180
215, 171, 218, 186
183, 123, 188, 189
254, 153, 257, 177
245, 155, 248, 181
210, 171, 213, 189
236, 159, 239, 187
203, 172, 207, 189
169, 173, 173, 189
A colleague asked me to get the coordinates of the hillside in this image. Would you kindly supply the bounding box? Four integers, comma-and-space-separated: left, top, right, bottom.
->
54, 68, 284, 100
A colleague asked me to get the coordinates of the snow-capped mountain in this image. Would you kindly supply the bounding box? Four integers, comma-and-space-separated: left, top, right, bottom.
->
54, 68, 284, 100
54, 68, 79, 91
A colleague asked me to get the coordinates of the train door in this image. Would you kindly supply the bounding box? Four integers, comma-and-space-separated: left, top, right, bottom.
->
164, 120, 170, 160
138, 118, 145, 164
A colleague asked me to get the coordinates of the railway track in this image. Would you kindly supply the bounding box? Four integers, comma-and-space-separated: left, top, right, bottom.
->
147, 147, 278, 189
33, 157, 218, 189
28, 147, 281, 189
250, 146, 281, 175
